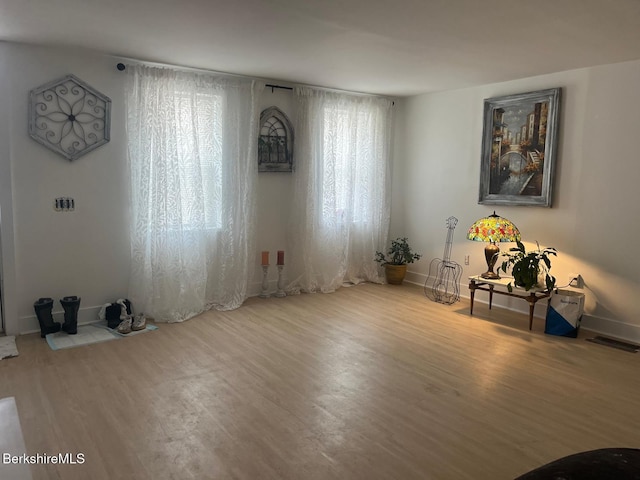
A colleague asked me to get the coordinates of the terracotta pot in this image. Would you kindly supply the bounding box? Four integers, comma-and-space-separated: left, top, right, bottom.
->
384, 264, 407, 285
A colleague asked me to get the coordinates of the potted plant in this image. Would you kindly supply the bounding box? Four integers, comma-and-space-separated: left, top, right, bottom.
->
375, 237, 422, 285
499, 239, 557, 292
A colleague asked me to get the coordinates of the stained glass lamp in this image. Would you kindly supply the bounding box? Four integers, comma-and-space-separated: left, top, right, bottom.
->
467, 211, 521, 279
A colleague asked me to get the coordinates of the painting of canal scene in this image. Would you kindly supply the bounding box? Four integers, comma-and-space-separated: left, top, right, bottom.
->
479, 88, 561, 207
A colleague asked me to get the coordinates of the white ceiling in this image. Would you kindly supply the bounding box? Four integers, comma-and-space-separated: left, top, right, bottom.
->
1, 0, 640, 96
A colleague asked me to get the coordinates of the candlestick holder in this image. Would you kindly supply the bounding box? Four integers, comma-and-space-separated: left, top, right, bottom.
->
259, 265, 270, 298
275, 265, 286, 297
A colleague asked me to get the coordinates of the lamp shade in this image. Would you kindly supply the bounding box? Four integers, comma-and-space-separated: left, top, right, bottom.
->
467, 211, 520, 279
467, 211, 520, 243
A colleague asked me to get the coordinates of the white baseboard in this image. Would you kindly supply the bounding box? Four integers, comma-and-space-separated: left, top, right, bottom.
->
580, 315, 640, 344
404, 270, 428, 287
248, 279, 280, 298
19, 305, 104, 336
20, 275, 640, 345
406, 269, 640, 344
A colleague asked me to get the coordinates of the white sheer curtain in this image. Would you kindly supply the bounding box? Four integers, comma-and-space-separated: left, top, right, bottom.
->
125, 65, 262, 322
287, 87, 393, 293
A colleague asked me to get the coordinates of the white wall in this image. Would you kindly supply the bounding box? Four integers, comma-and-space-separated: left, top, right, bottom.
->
393, 61, 640, 341
0, 42, 296, 335
0, 45, 17, 333
0, 42, 130, 335
5, 41, 638, 341
253, 88, 295, 295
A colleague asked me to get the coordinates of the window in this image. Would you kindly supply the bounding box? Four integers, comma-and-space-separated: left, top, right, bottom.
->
126, 64, 261, 316
287, 87, 392, 292
174, 91, 223, 230
321, 105, 377, 224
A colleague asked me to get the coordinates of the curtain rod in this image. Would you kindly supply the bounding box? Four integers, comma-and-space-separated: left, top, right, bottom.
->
112, 56, 394, 101
116, 61, 292, 93
265, 84, 293, 92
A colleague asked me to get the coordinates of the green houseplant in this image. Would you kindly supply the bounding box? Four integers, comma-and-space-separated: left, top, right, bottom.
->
499, 239, 557, 292
375, 237, 422, 285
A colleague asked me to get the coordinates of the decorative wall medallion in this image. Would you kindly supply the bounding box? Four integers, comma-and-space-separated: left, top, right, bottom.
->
258, 106, 294, 172
29, 74, 111, 161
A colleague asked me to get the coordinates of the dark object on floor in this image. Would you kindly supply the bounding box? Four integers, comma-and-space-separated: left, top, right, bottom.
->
515, 448, 640, 479
60, 296, 81, 335
33, 297, 61, 338
587, 336, 639, 353
105, 299, 132, 329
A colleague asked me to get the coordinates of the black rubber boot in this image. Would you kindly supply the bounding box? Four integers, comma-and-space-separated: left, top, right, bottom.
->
33, 298, 61, 338
105, 299, 132, 329
60, 296, 81, 335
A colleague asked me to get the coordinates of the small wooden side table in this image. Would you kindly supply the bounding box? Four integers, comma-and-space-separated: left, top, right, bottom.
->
468, 275, 551, 330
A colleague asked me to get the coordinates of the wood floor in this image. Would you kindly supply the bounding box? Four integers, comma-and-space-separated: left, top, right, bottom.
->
1, 283, 639, 479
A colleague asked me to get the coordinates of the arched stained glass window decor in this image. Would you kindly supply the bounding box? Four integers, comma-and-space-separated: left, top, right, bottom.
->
258, 106, 293, 172
29, 74, 111, 161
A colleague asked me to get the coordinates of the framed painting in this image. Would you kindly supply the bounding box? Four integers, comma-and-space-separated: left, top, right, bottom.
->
479, 88, 561, 207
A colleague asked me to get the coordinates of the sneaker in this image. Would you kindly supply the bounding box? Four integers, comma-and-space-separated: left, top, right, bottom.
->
132, 313, 146, 331
116, 317, 132, 334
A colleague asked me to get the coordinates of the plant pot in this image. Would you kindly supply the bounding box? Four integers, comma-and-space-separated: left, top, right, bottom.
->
384, 264, 407, 285
514, 270, 548, 291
